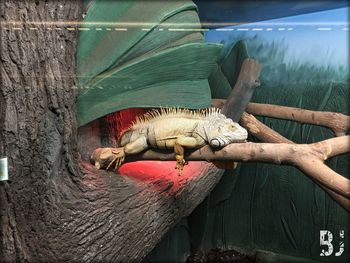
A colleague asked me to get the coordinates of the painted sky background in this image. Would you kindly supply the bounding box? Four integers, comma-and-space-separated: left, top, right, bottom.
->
205, 7, 349, 68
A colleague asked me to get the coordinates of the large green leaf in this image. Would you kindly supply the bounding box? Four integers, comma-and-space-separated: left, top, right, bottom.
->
76, 0, 223, 126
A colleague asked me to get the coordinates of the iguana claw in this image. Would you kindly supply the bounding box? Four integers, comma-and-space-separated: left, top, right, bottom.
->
175, 154, 187, 176
106, 148, 125, 170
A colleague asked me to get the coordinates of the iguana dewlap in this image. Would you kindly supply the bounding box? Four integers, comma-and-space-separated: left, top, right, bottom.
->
94, 108, 248, 175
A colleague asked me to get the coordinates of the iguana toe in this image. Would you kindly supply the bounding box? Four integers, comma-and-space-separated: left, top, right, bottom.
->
107, 148, 125, 170
175, 154, 186, 176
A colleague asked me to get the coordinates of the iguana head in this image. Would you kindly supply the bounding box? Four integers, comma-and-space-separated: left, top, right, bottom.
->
204, 114, 248, 149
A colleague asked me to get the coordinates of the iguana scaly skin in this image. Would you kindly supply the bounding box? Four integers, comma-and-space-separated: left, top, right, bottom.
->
97, 108, 248, 175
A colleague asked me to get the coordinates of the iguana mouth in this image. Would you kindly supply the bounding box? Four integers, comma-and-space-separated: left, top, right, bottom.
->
210, 138, 247, 149
230, 139, 247, 143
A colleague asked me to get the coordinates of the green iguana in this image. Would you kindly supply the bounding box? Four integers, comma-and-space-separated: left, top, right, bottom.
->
91, 108, 248, 175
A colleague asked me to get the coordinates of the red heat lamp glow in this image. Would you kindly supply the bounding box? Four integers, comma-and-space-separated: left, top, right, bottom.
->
106, 108, 212, 188
118, 161, 211, 192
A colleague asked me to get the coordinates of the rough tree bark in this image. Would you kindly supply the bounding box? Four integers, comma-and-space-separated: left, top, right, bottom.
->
0, 1, 260, 262
0, 1, 84, 261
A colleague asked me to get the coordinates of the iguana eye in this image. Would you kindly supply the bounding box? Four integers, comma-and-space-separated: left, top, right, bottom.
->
229, 125, 236, 131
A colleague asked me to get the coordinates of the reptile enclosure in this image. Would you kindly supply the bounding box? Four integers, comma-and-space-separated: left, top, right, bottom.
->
1, 1, 349, 263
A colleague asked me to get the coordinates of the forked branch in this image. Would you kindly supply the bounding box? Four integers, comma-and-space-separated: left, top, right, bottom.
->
238, 112, 350, 211
215, 86, 349, 211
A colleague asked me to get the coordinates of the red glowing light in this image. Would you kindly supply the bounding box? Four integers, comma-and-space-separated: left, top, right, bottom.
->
118, 161, 211, 192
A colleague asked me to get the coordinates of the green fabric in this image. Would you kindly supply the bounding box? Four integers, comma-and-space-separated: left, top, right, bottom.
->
144, 219, 191, 263
76, 0, 223, 126
107, 10, 204, 68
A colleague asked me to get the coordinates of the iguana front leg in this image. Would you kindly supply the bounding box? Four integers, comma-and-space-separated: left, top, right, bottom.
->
91, 147, 125, 170
107, 135, 148, 170
174, 136, 198, 176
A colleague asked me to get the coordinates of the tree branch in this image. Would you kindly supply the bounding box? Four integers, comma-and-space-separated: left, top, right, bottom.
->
212, 99, 350, 211
93, 97, 350, 211
220, 59, 261, 121
240, 112, 293, 144
92, 136, 350, 201
212, 99, 350, 136
246, 102, 350, 136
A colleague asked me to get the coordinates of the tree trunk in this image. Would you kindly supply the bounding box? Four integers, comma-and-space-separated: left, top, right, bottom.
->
0, 1, 225, 262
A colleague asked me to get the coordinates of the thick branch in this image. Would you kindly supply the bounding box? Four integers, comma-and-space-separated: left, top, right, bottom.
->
240, 112, 293, 144
312, 135, 350, 158
213, 99, 350, 136
246, 102, 350, 136
220, 59, 261, 121
92, 136, 350, 201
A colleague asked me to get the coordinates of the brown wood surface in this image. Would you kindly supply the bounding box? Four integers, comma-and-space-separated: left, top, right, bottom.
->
212, 99, 350, 136
220, 59, 261, 121
246, 102, 350, 136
